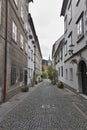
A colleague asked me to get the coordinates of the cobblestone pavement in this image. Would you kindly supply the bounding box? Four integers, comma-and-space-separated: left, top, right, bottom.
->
0, 79, 87, 130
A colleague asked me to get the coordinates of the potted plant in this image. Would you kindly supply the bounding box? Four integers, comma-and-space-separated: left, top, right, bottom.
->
57, 81, 64, 89
70, 59, 77, 64
21, 85, 29, 92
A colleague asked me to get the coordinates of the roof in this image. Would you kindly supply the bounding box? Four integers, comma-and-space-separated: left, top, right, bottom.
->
60, 0, 69, 16
52, 35, 64, 58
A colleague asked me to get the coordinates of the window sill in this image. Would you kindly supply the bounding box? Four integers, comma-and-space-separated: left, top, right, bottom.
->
77, 35, 84, 43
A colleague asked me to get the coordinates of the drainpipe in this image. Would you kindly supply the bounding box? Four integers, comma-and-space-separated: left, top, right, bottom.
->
3, 0, 8, 102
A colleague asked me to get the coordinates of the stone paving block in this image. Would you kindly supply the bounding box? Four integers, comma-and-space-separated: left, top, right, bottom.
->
0, 80, 87, 130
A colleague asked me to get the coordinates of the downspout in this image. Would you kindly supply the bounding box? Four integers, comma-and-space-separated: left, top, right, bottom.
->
3, 0, 8, 102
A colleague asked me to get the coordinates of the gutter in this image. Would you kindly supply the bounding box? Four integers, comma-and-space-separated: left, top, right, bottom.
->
3, 0, 8, 102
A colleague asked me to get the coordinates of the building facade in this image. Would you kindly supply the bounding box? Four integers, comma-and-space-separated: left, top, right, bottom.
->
27, 13, 35, 86
34, 37, 42, 82
0, 0, 32, 102
52, 35, 65, 80
52, 0, 87, 96
28, 13, 42, 83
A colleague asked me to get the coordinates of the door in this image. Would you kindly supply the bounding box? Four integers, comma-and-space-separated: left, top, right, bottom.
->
24, 70, 27, 85
79, 61, 87, 95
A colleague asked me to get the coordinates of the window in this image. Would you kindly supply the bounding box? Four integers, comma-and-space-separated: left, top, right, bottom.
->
64, 42, 67, 55
11, 66, 16, 85
14, 0, 18, 6
64, 15, 67, 33
61, 66, 63, 77
28, 48, 31, 59
28, 68, 30, 78
31, 50, 33, 61
12, 21, 17, 42
25, 43, 28, 54
76, 0, 80, 6
25, 23, 28, 32
65, 69, 68, 80
68, 33, 72, 51
20, 34, 24, 49
61, 47, 63, 61
21, 6, 24, 21
76, 14, 84, 40
70, 68, 73, 81
20, 69, 23, 82
68, 0, 72, 24
58, 68, 60, 76
31, 69, 33, 78
0, 1, 2, 24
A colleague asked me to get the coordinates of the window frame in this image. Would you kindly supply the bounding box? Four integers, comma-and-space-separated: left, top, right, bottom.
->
61, 66, 63, 77
76, 12, 84, 43
64, 41, 67, 56
21, 6, 24, 22
64, 15, 67, 33
20, 34, 24, 49
11, 66, 16, 85
76, 0, 80, 6
70, 68, 73, 81
65, 69, 68, 80
68, 0, 72, 25
20, 69, 23, 82
12, 21, 17, 42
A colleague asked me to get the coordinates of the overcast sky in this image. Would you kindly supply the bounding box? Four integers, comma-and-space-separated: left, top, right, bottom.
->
29, 0, 64, 60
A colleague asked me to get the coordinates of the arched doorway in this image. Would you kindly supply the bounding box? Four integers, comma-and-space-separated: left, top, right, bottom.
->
78, 61, 87, 95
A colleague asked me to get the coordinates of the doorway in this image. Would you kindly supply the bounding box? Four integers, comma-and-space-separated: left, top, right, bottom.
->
78, 61, 87, 95
24, 70, 27, 85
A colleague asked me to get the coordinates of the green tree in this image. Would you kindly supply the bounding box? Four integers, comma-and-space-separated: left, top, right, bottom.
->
48, 66, 58, 84
41, 71, 48, 79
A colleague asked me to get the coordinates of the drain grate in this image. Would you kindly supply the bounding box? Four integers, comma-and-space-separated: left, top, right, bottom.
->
41, 104, 55, 109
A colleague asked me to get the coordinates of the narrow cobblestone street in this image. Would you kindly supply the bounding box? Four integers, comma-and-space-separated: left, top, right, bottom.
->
0, 79, 87, 130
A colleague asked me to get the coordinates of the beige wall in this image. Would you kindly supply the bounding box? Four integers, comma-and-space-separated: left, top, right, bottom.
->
0, 0, 29, 101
